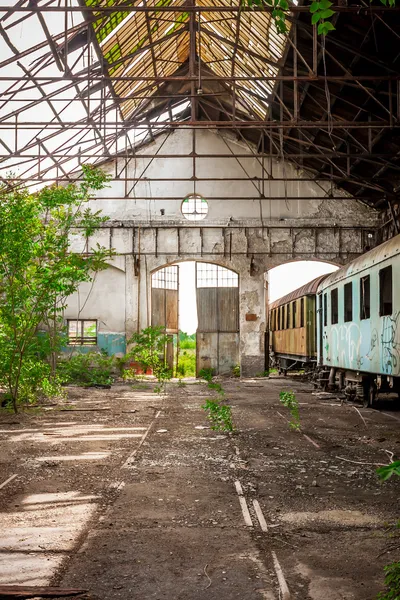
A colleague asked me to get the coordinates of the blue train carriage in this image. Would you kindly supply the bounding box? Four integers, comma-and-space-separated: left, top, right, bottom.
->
317, 234, 400, 407
269, 276, 328, 374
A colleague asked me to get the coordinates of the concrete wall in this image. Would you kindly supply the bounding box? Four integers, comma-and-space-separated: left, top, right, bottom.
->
64, 129, 380, 376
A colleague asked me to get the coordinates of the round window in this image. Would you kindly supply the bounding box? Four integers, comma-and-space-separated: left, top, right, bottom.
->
181, 194, 208, 221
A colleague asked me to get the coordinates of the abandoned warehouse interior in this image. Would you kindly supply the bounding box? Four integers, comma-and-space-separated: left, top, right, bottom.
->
1, 1, 400, 599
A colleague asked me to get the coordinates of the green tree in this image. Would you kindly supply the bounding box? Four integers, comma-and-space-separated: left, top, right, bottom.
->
0, 166, 113, 412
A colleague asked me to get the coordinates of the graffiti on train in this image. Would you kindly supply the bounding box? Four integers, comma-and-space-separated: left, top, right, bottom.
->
381, 312, 400, 375
323, 316, 400, 376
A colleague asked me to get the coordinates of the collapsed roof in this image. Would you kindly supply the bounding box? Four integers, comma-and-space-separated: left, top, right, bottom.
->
0, 0, 399, 209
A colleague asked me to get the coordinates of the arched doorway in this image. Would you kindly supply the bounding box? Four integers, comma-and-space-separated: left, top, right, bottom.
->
266, 260, 339, 372
151, 261, 240, 376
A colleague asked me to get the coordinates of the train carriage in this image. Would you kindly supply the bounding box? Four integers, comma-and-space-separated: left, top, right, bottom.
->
269, 276, 327, 374
317, 234, 400, 406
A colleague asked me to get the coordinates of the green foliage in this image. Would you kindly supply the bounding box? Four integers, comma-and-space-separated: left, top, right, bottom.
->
256, 369, 273, 377
377, 461, 400, 482
58, 352, 114, 387
232, 365, 240, 377
198, 368, 214, 382
208, 381, 224, 395
243, 0, 397, 37
279, 390, 301, 431
128, 326, 172, 394
377, 562, 400, 600
176, 350, 196, 377
202, 398, 234, 432
179, 331, 196, 349
0, 167, 112, 411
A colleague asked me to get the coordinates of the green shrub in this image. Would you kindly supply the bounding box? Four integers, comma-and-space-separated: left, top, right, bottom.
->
279, 390, 301, 431
377, 562, 400, 600
177, 350, 196, 377
202, 398, 234, 432
180, 338, 196, 350
58, 352, 114, 387
232, 365, 240, 377
198, 368, 214, 382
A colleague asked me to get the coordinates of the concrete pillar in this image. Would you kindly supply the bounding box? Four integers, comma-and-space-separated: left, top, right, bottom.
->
239, 269, 266, 377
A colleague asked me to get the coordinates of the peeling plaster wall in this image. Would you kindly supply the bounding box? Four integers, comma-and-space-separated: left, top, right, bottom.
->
65, 129, 380, 376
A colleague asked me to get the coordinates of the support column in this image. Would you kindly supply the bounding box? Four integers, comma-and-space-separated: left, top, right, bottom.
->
239, 269, 266, 377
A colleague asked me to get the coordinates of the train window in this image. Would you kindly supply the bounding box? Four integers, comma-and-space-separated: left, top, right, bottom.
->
286, 304, 291, 329
344, 282, 353, 322
300, 298, 304, 327
360, 275, 370, 320
331, 288, 338, 324
379, 266, 393, 316
292, 301, 297, 328
323, 293, 327, 327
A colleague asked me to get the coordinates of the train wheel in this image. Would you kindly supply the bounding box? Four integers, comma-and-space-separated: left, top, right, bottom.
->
363, 383, 375, 408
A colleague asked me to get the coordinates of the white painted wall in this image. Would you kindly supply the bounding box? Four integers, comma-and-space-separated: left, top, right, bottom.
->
63, 128, 380, 375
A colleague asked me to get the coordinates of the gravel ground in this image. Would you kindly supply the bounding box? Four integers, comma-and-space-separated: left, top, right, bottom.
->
0, 377, 399, 599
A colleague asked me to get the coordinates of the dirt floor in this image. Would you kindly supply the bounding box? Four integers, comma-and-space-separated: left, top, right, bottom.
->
0, 377, 400, 599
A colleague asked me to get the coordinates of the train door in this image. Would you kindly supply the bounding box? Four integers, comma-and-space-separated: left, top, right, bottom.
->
317, 291, 323, 365
196, 262, 239, 375
151, 265, 179, 372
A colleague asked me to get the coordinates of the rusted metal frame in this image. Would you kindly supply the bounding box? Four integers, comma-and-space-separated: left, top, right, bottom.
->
0, 0, 28, 23
189, 0, 196, 122
91, 26, 188, 79
305, 81, 385, 123
125, 129, 173, 197
200, 101, 267, 194
43, 195, 382, 202
286, 33, 312, 75
0, 21, 19, 54
37, 11, 64, 72
293, 13, 400, 76
8, 174, 388, 186
298, 21, 378, 151
195, 40, 271, 119
199, 24, 282, 70
304, 28, 396, 121
2, 119, 396, 128
229, 12, 284, 64
16, 62, 65, 128
142, 0, 160, 102
2, 151, 398, 161
230, 4, 242, 84
2, 74, 399, 83
37, 139, 72, 180
6, 5, 399, 13
359, 0, 400, 42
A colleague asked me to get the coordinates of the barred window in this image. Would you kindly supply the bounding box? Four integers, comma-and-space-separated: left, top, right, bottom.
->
67, 320, 97, 345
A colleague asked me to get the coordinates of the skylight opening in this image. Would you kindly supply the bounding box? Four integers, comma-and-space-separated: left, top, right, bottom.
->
99, 7, 138, 48
122, 50, 150, 77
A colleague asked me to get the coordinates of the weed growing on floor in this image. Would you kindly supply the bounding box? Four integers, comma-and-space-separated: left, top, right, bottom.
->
255, 370, 273, 377
200, 372, 235, 431
177, 378, 186, 387
198, 368, 214, 382
232, 365, 240, 377
279, 390, 301, 431
376, 463, 400, 599
202, 399, 234, 432
377, 561, 400, 600
207, 381, 224, 395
